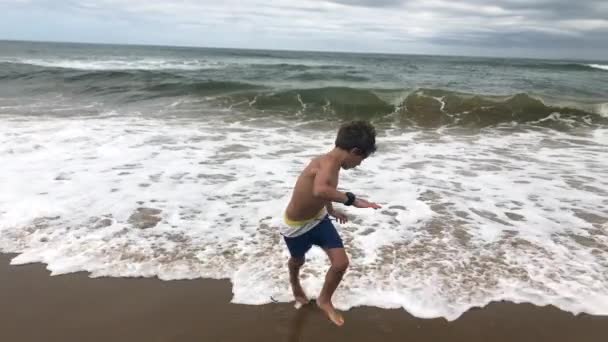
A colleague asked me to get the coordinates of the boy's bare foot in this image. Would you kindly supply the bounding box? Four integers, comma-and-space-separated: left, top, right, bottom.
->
291, 281, 309, 307
316, 298, 344, 326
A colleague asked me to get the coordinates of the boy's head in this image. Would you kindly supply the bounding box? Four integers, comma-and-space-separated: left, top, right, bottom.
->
335, 120, 376, 169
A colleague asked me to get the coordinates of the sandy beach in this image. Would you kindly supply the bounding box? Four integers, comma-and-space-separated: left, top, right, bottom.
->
1, 253, 607, 342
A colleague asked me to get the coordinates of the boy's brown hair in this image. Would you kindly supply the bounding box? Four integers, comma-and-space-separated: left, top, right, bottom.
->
335, 120, 377, 157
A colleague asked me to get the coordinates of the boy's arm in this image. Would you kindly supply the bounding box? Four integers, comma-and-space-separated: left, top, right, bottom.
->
313, 158, 349, 204
314, 157, 382, 209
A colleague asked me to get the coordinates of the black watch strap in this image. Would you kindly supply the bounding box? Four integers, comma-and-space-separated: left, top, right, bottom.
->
344, 192, 356, 206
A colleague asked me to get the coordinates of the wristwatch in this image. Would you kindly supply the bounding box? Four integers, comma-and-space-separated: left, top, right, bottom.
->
344, 192, 356, 206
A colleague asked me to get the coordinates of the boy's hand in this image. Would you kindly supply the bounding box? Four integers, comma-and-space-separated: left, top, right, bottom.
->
329, 209, 348, 224
354, 198, 382, 209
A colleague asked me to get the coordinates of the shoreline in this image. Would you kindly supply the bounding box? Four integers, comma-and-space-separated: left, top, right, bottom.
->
1, 253, 607, 342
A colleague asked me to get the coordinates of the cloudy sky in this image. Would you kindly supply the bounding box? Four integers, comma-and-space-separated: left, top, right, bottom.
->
0, 0, 607, 59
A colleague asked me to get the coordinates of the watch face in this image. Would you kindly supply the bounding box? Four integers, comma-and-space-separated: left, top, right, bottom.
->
345, 192, 355, 205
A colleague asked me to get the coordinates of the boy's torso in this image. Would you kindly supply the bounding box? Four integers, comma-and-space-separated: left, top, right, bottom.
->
285, 154, 340, 222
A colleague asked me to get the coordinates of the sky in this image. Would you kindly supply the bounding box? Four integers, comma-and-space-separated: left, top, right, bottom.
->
0, 0, 607, 59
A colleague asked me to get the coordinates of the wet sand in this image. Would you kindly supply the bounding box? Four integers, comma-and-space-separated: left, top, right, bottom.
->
1, 253, 606, 342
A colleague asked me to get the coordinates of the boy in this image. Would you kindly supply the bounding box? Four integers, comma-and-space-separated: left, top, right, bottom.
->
281, 120, 381, 326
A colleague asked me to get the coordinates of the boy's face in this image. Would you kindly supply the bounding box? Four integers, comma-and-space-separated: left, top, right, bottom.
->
342, 149, 367, 169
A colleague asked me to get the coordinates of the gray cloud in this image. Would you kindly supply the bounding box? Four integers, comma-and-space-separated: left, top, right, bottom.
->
319, 0, 405, 7
316, 0, 608, 57
320, 0, 607, 22
0, 0, 606, 59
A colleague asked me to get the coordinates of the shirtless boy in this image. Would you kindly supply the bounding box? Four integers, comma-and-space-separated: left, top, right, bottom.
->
281, 120, 381, 326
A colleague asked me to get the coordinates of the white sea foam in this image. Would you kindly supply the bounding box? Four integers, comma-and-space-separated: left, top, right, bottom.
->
588, 64, 608, 71
2, 56, 343, 72
2, 58, 226, 71
0, 116, 607, 321
599, 103, 608, 118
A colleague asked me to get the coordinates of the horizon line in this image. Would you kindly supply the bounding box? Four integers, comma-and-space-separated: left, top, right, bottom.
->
1, 38, 604, 63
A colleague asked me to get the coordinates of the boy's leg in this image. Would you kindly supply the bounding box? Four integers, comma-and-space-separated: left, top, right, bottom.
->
284, 234, 313, 305
317, 247, 349, 326
310, 217, 348, 326
288, 256, 309, 305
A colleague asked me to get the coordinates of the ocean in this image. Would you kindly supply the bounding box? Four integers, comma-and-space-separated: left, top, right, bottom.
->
1, 40, 607, 320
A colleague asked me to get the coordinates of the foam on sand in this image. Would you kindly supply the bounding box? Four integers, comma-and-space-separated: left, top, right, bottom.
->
1, 115, 607, 321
